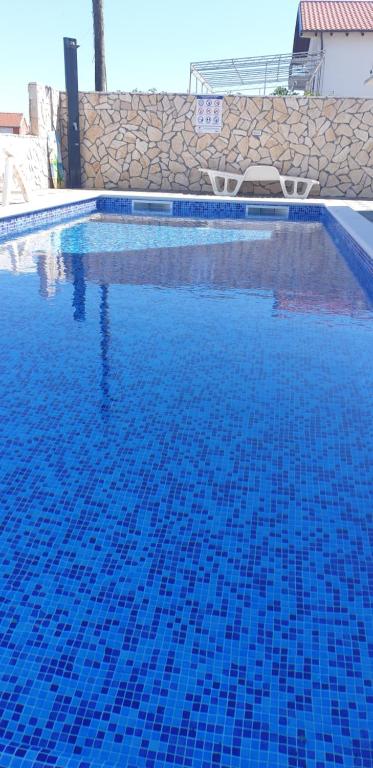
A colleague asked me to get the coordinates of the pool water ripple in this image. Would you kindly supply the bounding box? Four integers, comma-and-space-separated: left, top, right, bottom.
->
0, 217, 372, 768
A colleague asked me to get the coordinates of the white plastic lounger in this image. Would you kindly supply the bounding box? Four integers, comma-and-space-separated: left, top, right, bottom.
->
199, 168, 246, 197
1, 150, 31, 206
244, 165, 319, 200
199, 164, 319, 200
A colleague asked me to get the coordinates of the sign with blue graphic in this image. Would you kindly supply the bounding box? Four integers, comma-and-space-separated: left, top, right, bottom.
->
195, 95, 223, 134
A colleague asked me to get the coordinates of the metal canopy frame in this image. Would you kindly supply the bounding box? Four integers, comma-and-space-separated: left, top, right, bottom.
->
189, 51, 324, 95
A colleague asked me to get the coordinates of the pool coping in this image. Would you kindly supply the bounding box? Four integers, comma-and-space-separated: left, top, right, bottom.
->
326, 204, 373, 264
0, 190, 372, 264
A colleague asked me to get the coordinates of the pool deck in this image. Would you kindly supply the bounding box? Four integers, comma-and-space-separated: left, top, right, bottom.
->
1, 188, 373, 259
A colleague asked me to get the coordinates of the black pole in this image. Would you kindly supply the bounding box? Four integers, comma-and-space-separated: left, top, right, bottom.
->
63, 37, 82, 189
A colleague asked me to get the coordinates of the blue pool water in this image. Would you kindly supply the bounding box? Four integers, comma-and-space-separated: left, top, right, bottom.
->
0, 215, 372, 768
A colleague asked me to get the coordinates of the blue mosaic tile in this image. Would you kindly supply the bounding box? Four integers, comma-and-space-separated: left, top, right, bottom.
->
0, 200, 97, 243
288, 203, 323, 221
97, 196, 323, 222
0, 212, 372, 767
0, 195, 326, 247
323, 209, 373, 279
96, 197, 132, 215
172, 198, 247, 219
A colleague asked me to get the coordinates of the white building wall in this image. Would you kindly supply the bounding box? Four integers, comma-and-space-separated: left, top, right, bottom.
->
0, 134, 49, 192
307, 33, 373, 97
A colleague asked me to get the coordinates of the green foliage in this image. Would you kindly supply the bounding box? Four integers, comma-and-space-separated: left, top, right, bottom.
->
272, 86, 291, 96
130, 87, 158, 93
271, 86, 304, 96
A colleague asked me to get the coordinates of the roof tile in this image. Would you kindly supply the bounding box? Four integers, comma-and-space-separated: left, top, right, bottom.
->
0, 113, 25, 128
300, 1, 373, 32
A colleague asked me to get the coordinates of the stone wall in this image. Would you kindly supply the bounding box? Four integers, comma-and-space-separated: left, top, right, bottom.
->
59, 91, 373, 199
3, 85, 371, 198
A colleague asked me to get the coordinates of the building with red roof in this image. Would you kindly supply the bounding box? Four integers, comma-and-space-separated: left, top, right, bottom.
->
0, 113, 29, 136
293, 1, 373, 96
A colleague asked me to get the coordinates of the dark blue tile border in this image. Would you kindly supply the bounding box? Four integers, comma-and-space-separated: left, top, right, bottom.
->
96, 196, 132, 215
323, 208, 373, 277
322, 208, 373, 303
98, 195, 324, 222
0, 199, 97, 243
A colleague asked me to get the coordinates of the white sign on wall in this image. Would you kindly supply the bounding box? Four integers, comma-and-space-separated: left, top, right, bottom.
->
195, 95, 223, 134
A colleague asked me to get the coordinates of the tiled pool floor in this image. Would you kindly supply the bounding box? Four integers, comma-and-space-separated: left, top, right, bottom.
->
0, 216, 372, 767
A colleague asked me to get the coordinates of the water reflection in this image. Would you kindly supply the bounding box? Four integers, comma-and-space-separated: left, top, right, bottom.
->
71, 253, 87, 322
0, 222, 371, 321
99, 284, 111, 416
1, 217, 372, 425
0, 218, 371, 319
1, 230, 66, 298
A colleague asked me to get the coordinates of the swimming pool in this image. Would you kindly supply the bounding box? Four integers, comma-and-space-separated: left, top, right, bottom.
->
0, 209, 372, 767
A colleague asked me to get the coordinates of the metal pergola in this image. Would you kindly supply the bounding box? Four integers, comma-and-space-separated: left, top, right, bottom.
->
189, 51, 325, 95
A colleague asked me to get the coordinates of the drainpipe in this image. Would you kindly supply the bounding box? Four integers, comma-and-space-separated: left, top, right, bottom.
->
319, 32, 325, 94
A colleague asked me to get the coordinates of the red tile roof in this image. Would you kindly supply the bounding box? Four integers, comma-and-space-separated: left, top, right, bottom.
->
299, 1, 373, 32
0, 112, 25, 128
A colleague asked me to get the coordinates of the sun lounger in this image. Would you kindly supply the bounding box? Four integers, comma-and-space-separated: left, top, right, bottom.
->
199, 164, 319, 200
198, 168, 247, 197
1, 150, 31, 205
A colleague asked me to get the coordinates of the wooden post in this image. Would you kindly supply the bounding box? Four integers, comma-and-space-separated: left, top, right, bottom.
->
93, 0, 107, 91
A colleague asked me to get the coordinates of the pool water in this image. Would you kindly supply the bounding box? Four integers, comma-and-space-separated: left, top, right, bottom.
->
0, 216, 372, 768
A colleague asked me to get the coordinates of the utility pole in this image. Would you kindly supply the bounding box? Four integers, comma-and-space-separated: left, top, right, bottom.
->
92, 0, 107, 91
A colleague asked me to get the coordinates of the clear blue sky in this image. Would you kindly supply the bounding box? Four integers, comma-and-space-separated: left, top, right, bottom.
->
1, 0, 302, 114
